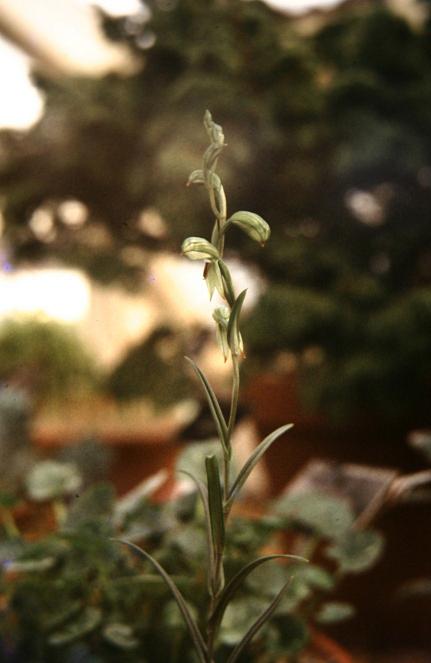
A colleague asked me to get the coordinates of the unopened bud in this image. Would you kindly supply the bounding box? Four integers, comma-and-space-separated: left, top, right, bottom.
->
182, 237, 220, 261
213, 306, 230, 361
204, 110, 225, 146
187, 169, 205, 186
229, 211, 271, 246
212, 306, 230, 327
205, 261, 224, 299
231, 329, 245, 358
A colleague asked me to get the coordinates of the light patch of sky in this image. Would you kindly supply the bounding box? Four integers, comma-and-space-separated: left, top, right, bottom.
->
0, 269, 91, 323
265, 0, 343, 13
0, 0, 343, 131
0, 37, 44, 130
77, 0, 143, 16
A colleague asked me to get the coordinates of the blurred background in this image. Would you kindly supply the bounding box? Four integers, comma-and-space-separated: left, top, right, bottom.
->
1, 0, 431, 425
1, 0, 431, 657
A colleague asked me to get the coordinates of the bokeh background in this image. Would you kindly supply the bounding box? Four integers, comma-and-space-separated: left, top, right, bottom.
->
1, 0, 431, 657
1, 0, 431, 428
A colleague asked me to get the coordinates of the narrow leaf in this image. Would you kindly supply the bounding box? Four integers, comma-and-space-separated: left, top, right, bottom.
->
226, 424, 293, 509
113, 539, 208, 663
227, 289, 247, 355
185, 357, 229, 455
226, 579, 292, 663
179, 469, 215, 591
218, 260, 235, 307
210, 554, 306, 633
205, 455, 225, 555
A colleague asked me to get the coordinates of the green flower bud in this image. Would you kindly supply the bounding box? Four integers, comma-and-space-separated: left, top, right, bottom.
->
212, 306, 230, 328
213, 306, 230, 362
186, 169, 205, 186
205, 260, 224, 299
204, 110, 225, 146
182, 237, 220, 261
203, 143, 224, 173
208, 172, 222, 192
228, 211, 271, 246
230, 329, 244, 358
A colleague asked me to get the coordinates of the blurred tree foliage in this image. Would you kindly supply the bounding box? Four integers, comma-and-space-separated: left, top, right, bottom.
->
0, 318, 99, 404
107, 325, 193, 407
1, 0, 431, 424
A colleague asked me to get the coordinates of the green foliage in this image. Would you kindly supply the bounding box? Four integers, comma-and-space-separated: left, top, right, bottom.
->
0, 385, 34, 496
107, 326, 193, 408
26, 461, 83, 502
65, 482, 115, 530
326, 529, 384, 574
0, 72, 395, 660
1, 0, 431, 422
0, 318, 99, 404
0, 467, 384, 662
274, 489, 384, 577
274, 491, 355, 539
316, 601, 355, 624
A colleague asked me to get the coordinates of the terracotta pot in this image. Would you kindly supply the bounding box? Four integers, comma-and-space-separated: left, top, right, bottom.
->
33, 429, 184, 500
274, 629, 353, 663
12, 501, 56, 539
304, 629, 354, 663
244, 371, 423, 497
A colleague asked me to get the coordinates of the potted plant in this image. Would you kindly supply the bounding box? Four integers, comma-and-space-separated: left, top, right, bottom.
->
109, 112, 370, 661
0, 113, 386, 662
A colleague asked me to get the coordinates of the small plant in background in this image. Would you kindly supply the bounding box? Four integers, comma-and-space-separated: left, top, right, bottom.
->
0, 317, 100, 407
115, 112, 305, 663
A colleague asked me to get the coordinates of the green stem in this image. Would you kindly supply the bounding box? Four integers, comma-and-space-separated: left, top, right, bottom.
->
227, 355, 240, 441
223, 454, 230, 503
219, 218, 233, 235
207, 594, 218, 661
209, 184, 221, 222
223, 355, 240, 503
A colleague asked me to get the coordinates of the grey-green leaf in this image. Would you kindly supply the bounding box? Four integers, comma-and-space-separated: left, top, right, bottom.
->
4, 557, 56, 573
179, 469, 215, 589
48, 607, 102, 646
65, 482, 115, 529
103, 623, 139, 650
226, 424, 293, 509
316, 601, 356, 624
206, 455, 225, 556
185, 357, 229, 456
326, 529, 384, 573
226, 579, 292, 663
218, 260, 236, 307
227, 289, 247, 357
113, 539, 208, 663
210, 554, 305, 632
274, 491, 355, 539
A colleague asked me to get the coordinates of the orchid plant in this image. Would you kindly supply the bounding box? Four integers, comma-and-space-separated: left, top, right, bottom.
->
117, 112, 303, 662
